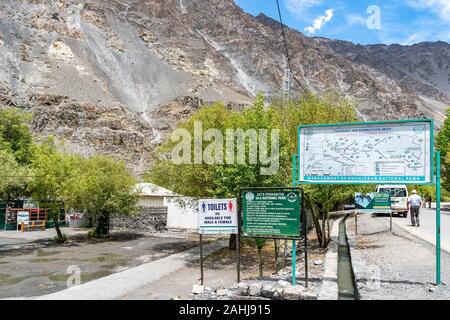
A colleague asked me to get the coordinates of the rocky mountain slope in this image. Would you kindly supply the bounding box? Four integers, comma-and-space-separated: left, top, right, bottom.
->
314, 38, 450, 122
0, 0, 448, 174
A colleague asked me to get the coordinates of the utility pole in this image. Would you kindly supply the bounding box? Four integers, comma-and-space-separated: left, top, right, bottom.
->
283, 67, 291, 102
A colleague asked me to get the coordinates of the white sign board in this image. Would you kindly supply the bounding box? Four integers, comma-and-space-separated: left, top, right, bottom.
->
17, 211, 29, 224
198, 198, 238, 234
298, 121, 432, 184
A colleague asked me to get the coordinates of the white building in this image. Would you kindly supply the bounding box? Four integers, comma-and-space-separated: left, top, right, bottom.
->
133, 183, 198, 231
133, 183, 179, 207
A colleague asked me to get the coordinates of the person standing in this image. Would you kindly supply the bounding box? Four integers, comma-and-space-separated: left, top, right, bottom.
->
408, 190, 423, 227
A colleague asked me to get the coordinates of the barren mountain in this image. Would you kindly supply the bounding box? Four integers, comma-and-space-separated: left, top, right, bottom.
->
314, 37, 450, 123
0, 0, 448, 174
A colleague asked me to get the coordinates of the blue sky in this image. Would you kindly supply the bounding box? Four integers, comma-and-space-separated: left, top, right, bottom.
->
235, 0, 450, 45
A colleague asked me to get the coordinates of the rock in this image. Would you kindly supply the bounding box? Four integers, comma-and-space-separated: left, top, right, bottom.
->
313, 260, 323, 266
261, 284, 275, 298
236, 282, 249, 296
272, 290, 282, 300
216, 289, 229, 296
192, 284, 204, 294
249, 283, 263, 296
282, 285, 302, 300
300, 291, 317, 300
278, 280, 290, 287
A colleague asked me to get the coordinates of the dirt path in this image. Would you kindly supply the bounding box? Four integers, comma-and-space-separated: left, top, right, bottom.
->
347, 213, 450, 300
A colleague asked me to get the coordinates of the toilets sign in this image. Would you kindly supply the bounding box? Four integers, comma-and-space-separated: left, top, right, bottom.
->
198, 198, 238, 234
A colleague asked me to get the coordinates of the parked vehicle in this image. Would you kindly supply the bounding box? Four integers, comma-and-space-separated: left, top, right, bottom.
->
376, 185, 409, 217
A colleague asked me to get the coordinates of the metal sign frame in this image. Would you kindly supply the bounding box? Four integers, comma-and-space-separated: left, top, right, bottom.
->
240, 187, 304, 240
238, 187, 308, 286
297, 119, 434, 185
293, 118, 443, 285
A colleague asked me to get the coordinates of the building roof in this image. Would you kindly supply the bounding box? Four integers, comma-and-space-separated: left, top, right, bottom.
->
133, 183, 179, 197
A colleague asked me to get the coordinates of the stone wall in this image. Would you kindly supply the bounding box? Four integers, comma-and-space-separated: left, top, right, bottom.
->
111, 206, 167, 231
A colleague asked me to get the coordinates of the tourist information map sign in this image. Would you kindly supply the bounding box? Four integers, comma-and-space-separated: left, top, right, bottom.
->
198, 198, 237, 234
298, 120, 433, 184
241, 190, 302, 239
355, 192, 391, 213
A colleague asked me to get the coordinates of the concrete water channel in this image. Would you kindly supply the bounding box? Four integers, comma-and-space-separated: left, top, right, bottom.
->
337, 216, 357, 300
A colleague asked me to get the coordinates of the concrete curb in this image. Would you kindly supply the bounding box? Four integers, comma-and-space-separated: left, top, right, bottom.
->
35, 239, 228, 300
392, 219, 450, 254
317, 217, 342, 300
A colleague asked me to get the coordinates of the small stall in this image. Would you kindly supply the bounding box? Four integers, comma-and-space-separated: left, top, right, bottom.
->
5, 208, 49, 231
1, 200, 65, 231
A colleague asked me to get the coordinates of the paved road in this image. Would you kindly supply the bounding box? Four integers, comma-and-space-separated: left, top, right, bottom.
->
348, 213, 450, 299
392, 207, 450, 253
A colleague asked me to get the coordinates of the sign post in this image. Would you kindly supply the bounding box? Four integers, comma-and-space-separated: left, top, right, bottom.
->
436, 151, 441, 285
198, 198, 237, 285
240, 188, 305, 286
295, 119, 437, 284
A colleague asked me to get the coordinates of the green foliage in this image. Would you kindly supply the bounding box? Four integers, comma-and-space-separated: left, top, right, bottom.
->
1, 108, 138, 239
30, 137, 79, 240
30, 137, 79, 209
0, 108, 33, 164
0, 149, 31, 199
66, 155, 139, 237
147, 91, 362, 247
148, 93, 290, 198
0, 109, 34, 199
437, 111, 450, 191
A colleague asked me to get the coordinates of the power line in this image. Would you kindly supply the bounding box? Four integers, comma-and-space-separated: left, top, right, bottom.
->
275, 0, 308, 94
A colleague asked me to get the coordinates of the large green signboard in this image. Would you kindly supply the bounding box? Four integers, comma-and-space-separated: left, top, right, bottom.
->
241, 190, 302, 239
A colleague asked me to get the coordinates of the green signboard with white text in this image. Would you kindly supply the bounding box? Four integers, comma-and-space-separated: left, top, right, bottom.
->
241, 190, 302, 239
355, 192, 391, 213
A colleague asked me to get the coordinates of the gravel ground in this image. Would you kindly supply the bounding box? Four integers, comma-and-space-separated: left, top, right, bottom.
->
347, 213, 450, 300
189, 230, 328, 300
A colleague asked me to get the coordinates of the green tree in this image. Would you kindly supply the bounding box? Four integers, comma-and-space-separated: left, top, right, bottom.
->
0, 108, 34, 199
436, 109, 450, 191
0, 149, 31, 200
30, 137, 80, 242
148, 94, 290, 250
275, 91, 363, 247
147, 91, 362, 248
148, 94, 290, 198
67, 155, 138, 237
0, 108, 33, 164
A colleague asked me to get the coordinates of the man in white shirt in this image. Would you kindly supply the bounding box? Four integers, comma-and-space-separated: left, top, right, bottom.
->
408, 190, 423, 227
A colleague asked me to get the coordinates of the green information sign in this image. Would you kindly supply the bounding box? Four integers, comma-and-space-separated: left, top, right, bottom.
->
241, 190, 302, 238
355, 192, 391, 213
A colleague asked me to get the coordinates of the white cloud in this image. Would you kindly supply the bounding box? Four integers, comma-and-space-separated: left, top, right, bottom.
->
304, 9, 334, 34
406, 0, 450, 22
285, 0, 323, 17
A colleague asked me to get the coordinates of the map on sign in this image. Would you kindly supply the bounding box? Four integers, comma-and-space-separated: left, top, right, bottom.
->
298, 121, 432, 184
